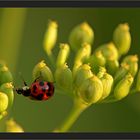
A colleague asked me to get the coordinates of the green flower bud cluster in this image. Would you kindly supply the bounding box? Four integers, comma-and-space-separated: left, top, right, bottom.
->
37, 21, 140, 108
0, 61, 14, 119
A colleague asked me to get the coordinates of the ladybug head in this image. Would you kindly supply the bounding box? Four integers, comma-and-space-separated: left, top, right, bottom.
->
16, 86, 31, 97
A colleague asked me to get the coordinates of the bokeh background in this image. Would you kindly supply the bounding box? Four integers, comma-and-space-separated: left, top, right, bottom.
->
0, 8, 140, 132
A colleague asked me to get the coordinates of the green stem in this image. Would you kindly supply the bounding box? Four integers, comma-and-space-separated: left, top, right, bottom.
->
54, 98, 87, 132
0, 8, 27, 73
48, 53, 56, 70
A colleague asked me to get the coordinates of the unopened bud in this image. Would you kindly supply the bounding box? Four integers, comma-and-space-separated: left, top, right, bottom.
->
43, 20, 58, 55
97, 67, 106, 78
0, 65, 13, 85
0, 92, 8, 113
114, 74, 133, 100
89, 51, 106, 74
72, 61, 82, 76
55, 64, 73, 92
56, 44, 70, 68
113, 23, 131, 56
32, 60, 53, 82
69, 22, 94, 51
74, 64, 93, 89
114, 63, 129, 85
99, 73, 113, 100
77, 75, 103, 105
106, 60, 119, 76
122, 55, 138, 76
96, 42, 118, 61
6, 119, 24, 132
0, 83, 14, 109
74, 43, 91, 64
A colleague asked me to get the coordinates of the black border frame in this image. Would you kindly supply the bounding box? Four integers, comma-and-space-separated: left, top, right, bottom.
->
0, 1, 140, 7
0, 0, 140, 139
0, 132, 140, 139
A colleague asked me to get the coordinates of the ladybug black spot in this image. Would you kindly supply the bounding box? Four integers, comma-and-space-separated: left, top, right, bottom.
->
33, 85, 37, 90
46, 92, 51, 96
39, 81, 44, 86
36, 94, 44, 100
33, 89, 37, 94
42, 88, 46, 92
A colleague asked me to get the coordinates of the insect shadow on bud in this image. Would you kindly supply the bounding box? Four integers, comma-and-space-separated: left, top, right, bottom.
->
32, 60, 54, 82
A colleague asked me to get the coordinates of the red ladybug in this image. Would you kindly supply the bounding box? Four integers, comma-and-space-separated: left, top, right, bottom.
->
16, 79, 54, 101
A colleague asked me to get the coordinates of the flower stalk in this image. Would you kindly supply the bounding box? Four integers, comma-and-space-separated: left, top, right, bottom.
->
54, 98, 88, 132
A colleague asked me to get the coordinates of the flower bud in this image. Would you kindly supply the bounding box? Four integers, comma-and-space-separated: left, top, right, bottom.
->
96, 42, 119, 61
72, 61, 82, 76
73, 64, 93, 89
113, 23, 131, 56
77, 75, 103, 104
99, 73, 113, 100
106, 60, 119, 76
43, 20, 58, 55
55, 63, 73, 92
0, 83, 14, 109
32, 60, 53, 82
56, 44, 70, 68
114, 63, 129, 85
122, 55, 138, 77
0, 92, 8, 113
89, 51, 106, 74
0, 111, 7, 119
114, 74, 133, 100
6, 118, 24, 132
74, 43, 91, 64
0, 65, 13, 85
136, 70, 140, 92
69, 22, 94, 51
97, 67, 106, 79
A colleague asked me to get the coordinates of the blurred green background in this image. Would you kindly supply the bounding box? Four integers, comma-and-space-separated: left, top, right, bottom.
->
0, 8, 140, 132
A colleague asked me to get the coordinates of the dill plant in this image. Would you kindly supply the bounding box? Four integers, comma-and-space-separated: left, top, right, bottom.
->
0, 20, 140, 132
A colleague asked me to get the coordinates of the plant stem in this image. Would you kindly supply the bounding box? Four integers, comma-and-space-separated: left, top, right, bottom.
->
0, 8, 27, 73
48, 53, 56, 70
54, 98, 87, 132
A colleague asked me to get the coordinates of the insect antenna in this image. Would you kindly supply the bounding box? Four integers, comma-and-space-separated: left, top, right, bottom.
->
18, 72, 28, 86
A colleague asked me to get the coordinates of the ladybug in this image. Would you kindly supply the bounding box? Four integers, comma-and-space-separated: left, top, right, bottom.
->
15, 78, 54, 101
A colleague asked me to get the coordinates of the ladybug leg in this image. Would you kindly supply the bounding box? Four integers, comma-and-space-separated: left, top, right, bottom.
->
18, 72, 28, 86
